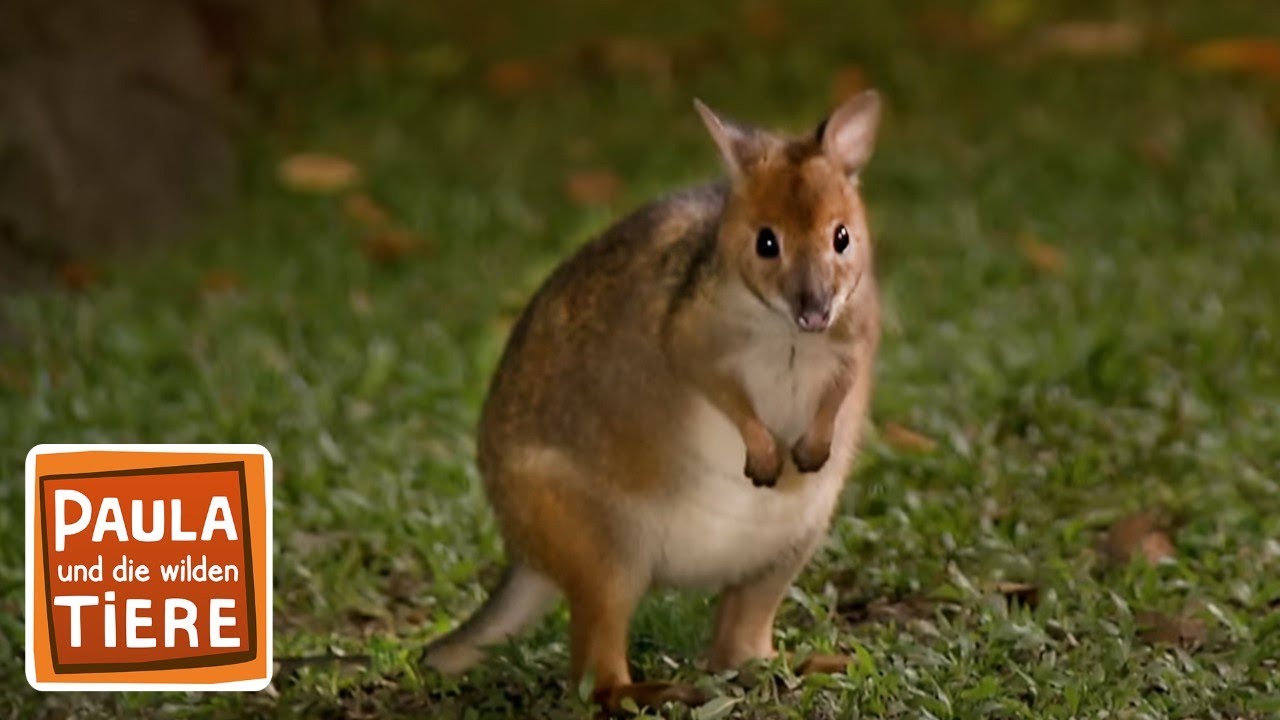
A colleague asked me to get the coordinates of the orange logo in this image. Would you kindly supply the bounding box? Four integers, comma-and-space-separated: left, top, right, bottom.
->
26, 445, 272, 690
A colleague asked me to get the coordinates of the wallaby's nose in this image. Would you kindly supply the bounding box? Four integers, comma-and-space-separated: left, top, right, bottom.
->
795, 291, 831, 332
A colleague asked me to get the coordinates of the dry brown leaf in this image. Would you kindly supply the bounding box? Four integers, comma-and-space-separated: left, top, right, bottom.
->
831, 65, 870, 105
57, 262, 98, 292
1103, 510, 1177, 565
742, 1, 786, 41
1018, 233, 1067, 275
564, 168, 623, 206
1183, 38, 1280, 81
342, 193, 392, 230
796, 654, 852, 676
485, 57, 551, 96
1103, 510, 1158, 562
1036, 21, 1144, 57
200, 269, 240, 295
989, 581, 1040, 608
881, 422, 939, 453
361, 229, 420, 264
279, 153, 361, 194
1135, 611, 1206, 648
1139, 531, 1177, 563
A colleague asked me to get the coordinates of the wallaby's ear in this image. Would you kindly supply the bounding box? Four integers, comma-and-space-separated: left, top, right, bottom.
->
819, 89, 881, 176
694, 98, 752, 180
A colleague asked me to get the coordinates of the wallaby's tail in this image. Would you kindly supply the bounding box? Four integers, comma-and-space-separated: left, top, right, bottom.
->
421, 563, 559, 675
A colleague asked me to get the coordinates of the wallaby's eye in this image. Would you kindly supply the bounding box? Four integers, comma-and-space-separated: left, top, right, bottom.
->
834, 224, 850, 254
756, 227, 780, 259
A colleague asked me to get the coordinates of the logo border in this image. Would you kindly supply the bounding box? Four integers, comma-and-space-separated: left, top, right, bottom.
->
26, 444, 273, 692
40, 461, 257, 673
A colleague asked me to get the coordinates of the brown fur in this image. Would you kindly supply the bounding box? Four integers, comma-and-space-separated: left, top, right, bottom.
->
423, 91, 885, 711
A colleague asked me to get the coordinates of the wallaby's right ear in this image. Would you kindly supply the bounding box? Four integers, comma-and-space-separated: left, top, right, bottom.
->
694, 98, 752, 180
819, 89, 881, 177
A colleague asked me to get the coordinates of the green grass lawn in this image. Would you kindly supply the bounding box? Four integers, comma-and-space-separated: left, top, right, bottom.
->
4, 1, 1280, 717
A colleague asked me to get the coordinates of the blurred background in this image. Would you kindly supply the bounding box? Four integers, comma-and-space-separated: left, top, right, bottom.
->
2, 0, 1279, 717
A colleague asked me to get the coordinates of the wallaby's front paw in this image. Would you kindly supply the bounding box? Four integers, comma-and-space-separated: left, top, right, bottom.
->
745, 444, 782, 487
742, 423, 782, 487
791, 433, 831, 474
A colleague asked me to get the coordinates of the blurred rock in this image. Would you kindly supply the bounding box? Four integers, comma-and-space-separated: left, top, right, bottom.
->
0, 0, 330, 296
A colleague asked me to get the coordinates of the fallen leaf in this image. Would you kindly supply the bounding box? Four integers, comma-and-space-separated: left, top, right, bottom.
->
881, 422, 938, 453
1139, 531, 1177, 563
1102, 510, 1177, 565
361, 229, 421, 264
1035, 21, 1144, 57
279, 153, 361, 194
796, 654, 851, 675
1135, 611, 1205, 649
200, 269, 240, 295
742, 1, 786, 41
1183, 38, 1280, 81
342, 193, 393, 230
989, 581, 1040, 608
485, 57, 551, 96
57, 261, 98, 292
830, 65, 870, 105
1018, 233, 1067, 274
564, 169, 623, 206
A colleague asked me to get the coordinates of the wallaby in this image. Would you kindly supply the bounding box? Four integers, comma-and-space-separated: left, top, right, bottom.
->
423, 90, 884, 711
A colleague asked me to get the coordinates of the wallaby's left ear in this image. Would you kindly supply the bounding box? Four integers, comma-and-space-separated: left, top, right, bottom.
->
819, 89, 882, 176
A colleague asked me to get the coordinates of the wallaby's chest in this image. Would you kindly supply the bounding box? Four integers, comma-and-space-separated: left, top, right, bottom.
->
731, 332, 842, 446
646, 329, 846, 587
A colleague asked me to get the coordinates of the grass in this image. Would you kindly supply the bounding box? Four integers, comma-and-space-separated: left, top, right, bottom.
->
3, 0, 1280, 717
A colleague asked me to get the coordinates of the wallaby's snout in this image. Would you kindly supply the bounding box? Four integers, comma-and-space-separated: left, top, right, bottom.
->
794, 290, 831, 332
789, 262, 834, 332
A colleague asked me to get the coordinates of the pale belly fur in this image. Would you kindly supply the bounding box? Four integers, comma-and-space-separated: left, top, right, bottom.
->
647, 327, 850, 588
